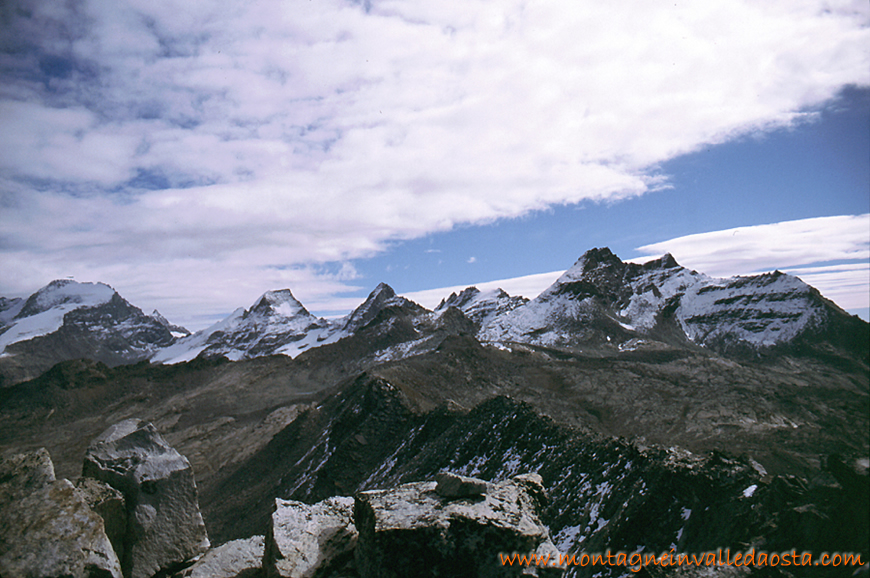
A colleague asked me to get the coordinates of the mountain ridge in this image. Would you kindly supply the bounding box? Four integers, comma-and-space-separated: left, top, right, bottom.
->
2, 248, 867, 387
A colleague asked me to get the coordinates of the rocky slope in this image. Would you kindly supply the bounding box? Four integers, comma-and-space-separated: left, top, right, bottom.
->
7, 361, 861, 576
0, 280, 183, 386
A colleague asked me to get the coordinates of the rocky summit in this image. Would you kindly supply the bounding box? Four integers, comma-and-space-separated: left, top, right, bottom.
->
0, 248, 867, 577
0, 428, 565, 578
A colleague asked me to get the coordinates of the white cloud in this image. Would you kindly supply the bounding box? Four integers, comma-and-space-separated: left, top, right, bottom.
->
0, 0, 868, 327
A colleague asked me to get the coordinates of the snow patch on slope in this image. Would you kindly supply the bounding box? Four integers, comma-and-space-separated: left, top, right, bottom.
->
0, 281, 115, 353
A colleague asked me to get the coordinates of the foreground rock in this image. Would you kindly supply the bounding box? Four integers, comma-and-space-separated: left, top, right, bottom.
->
354, 473, 564, 578
0, 448, 122, 578
434, 471, 491, 499
83, 419, 210, 578
264, 496, 357, 578
75, 476, 128, 565
177, 535, 265, 578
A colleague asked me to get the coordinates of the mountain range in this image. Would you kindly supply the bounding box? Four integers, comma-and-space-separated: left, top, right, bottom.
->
0, 248, 867, 577
2, 248, 866, 387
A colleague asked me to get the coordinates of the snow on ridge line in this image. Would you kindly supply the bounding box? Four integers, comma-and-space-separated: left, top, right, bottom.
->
0, 281, 118, 352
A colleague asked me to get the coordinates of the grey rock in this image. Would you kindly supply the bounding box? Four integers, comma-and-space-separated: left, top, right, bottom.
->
354, 473, 564, 577
76, 476, 128, 564
83, 418, 210, 578
0, 448, 122, 578
0, 446, 56, 511
264, 496, 357, 578
434, 471, 490, 499
177, 535, 264, 578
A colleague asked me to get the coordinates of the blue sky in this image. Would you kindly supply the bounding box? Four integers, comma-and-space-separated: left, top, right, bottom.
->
372, 87, 870, 319
0, 0, 868, 329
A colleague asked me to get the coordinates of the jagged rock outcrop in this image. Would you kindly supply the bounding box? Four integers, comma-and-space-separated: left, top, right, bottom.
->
0, 448, 123, 578
434, 471, 490, 498
75, 476, 128, 565
177, 535, 265, 578
354, 472, 564, 578
264, 496, 357, 578
436, 287, 528, 329
82, 419, 210, 578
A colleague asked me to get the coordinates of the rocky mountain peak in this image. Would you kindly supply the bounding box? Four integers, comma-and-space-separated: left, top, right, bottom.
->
371, 282, 396, 299
342, 282, 408, 333
575, 246, 622, 271
16, 280, 115, 319
642, 252, 680, 270
436, 286, 481, 311
150, 310, 190, 337
249, 289, 311, 319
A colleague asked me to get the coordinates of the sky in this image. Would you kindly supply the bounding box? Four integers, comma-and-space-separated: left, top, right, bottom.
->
0, 0, 868, 331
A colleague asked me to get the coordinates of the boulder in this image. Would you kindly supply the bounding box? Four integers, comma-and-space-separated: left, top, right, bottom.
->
0, 449, 123, 578
0, 446, 56, 507
435, 471, 491, 499
83, 419, 210, 578
75, 476, 128, 563
264, 496, 357, 578
354, 473, 564, 577
176, 535, 265, 578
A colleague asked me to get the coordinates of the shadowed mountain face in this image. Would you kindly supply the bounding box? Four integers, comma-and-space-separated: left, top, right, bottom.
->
0, 249, 867, 576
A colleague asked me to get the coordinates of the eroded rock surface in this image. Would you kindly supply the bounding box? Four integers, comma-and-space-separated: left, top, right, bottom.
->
354, 473, 564, 577
0, 448, 122, 578
83, 418, 209, 578
75, 476, 128, 564
0, 446, 56, 504
434, 471, 490, 499
264, 496, 357, 578
177, 535, 265, 578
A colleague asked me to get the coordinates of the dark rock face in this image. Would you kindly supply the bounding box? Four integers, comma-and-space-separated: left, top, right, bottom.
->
0, 448, 123, 578
354, 473, 563, 578
83, 419, 210, 578
75, 477, 128, 566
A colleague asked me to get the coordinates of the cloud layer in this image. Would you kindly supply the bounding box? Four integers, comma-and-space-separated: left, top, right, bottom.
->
1, 0, 868, 327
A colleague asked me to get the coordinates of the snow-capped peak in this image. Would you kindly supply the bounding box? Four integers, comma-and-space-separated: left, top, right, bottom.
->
477, 248, 847, 355
436, 286, 527, 327
0, 280, 117, 352
151, 287, 334, 364
16, 280, 115, 319
249, 289, 311, 320
342, 282, 410, 333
